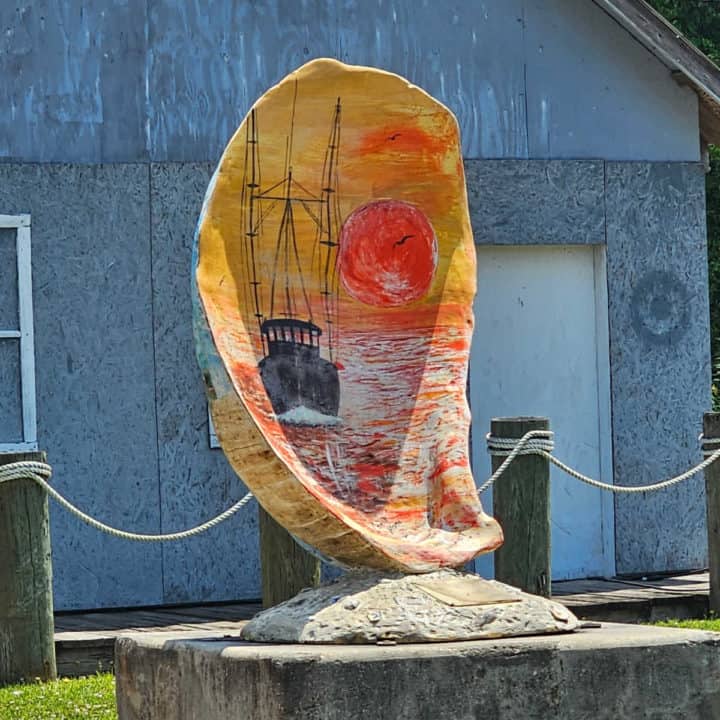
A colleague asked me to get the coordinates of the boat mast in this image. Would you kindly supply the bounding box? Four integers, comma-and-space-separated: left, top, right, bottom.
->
268, 167, 312, 322
319, 98, 342, 362
243, 93, 341, 363
246, 108, 264, 341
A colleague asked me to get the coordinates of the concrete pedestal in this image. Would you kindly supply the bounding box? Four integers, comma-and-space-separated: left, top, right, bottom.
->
116, 624, 720, 720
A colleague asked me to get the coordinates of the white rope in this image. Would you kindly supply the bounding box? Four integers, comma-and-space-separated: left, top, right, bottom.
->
0, 461, 254, 542
5, 426, 720, 540
479, 430, 555, 493
483, 430, 720, 494
702, 436, 720, 457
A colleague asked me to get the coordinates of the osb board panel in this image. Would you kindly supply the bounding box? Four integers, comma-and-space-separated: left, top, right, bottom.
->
466, 160, 605, 245
0, 163, 163, 610
150, 162, 261, 603
606, 161, 711, 575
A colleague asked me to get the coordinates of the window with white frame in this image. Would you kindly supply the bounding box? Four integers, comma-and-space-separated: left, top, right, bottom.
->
0, 214, 37, 452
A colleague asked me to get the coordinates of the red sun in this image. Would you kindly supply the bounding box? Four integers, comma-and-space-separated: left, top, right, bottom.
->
338, 200, 438, 307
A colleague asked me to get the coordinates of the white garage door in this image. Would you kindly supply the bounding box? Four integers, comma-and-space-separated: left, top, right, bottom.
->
470, 245, 614, 580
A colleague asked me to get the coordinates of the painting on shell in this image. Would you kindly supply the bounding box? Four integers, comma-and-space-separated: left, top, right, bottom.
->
194, 58, 502, 572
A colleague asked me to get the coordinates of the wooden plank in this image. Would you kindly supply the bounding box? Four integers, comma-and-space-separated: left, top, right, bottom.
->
112, 621, 248, 636
259, 507, 320, 608
0, 442, 41, 453
0, 214, 29, 228
553, 578, 640, 595
152, 606, 258, 622
54, 602, 262, 633
491, 417, 551, 597
16, 225, 37, 446
99, 611, 205, 631
56, 639, 114, 679
55, 615, 108, 632
0, 451, 56, 685
591, 0, 720, 101
56, 613, 132, 632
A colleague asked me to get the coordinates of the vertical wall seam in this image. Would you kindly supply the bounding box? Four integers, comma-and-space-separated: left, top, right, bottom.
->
603, 160, 620, 573
145, 0, 164, 598
521, 2, 530, 159
147, 162, 165, 601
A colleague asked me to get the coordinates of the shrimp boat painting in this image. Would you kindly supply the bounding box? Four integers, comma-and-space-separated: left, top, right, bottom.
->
241, 99, 342, 427
194, 58, 505, 574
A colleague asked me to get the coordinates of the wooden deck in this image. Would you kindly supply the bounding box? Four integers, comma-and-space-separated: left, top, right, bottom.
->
54, 572, 711, 678
554, 571, 709, 623
55, 602, 262, 678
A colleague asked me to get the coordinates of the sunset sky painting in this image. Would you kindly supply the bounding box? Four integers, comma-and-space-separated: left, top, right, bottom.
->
194, 58, 503, 571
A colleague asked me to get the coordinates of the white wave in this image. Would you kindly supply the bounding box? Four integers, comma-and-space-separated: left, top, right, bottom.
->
277, 406, 342, 427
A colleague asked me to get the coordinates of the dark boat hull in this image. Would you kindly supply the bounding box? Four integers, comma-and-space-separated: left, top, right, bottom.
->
259, 350, 340, 418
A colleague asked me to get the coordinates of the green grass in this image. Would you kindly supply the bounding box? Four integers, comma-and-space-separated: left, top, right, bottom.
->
654, 618, 720, 632
0, 674, 116, 720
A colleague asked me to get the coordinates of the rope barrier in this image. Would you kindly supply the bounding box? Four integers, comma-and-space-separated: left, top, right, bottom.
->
0, 461, 254, 542
3, 427, 720, 542
483, 430, 720, 494
702, 435, 720, 457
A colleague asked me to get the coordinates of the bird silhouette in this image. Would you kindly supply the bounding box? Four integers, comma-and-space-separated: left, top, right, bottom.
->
393, 234, 415, 247
387, 132, 401, 141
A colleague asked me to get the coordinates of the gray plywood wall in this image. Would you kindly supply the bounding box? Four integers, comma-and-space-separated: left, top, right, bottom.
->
1, 0, 700, 165
0, 164, 260, 610
0, 0, 710, 608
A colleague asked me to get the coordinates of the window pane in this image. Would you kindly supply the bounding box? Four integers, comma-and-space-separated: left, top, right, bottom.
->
0, 228, 18, 331
0, 339, 23, 442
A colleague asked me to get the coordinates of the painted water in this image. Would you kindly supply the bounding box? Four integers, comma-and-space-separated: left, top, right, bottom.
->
269, 326, 475, 532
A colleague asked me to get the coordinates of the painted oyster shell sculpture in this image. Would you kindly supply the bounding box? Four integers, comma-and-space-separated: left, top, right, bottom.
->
193, 58, 502, 572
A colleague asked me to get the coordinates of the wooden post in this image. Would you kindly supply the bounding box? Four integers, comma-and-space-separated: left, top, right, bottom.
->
703, 413, 720, 615
0, 452, 56, 685
259, 507, 321, 608
490, 417, 551, 597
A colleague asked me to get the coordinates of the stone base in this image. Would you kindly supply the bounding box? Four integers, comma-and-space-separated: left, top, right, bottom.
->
241, 570, 577, 643
115, 624, 720, 720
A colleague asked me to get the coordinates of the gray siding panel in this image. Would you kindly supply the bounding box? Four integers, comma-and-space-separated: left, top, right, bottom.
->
0, 1, 148, 163
606, 162, 711, 575
334, 0, 528, 160
150, 163, 260, 603
466, 160, 605, 245
147, 1, 338, 164
0, 164, 162, 610
0, 1, 699, 163
147, 0, 528, 162
523, 0, 700, 161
